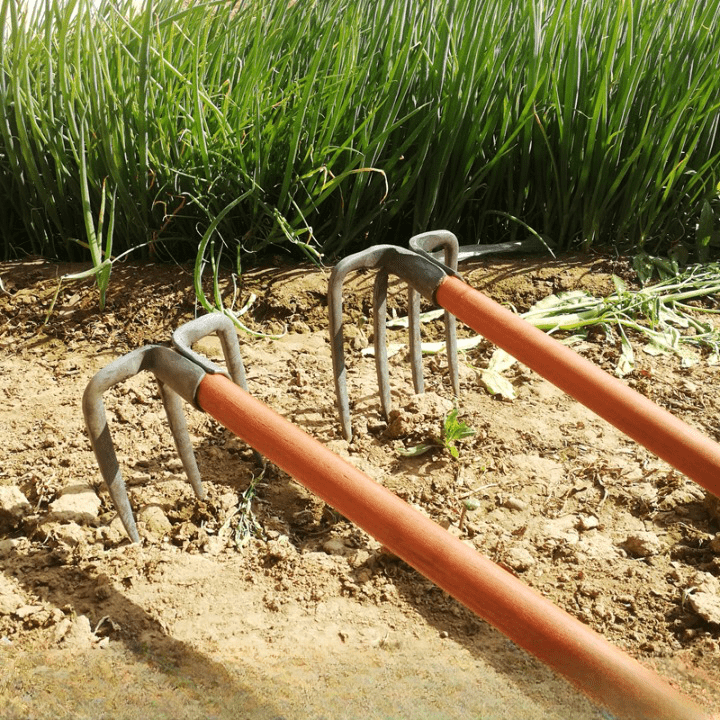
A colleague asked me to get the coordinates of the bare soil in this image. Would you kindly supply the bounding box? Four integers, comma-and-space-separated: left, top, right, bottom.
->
1, 252, 719, 719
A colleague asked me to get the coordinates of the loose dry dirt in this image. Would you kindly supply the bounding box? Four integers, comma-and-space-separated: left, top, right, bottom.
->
1, 251, 719, 719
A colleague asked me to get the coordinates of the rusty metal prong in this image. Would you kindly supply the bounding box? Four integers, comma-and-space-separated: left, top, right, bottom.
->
82, 346, 206, 543
408, 231, 460, 397
329, 245, 451, 442
172, 313, 248, 390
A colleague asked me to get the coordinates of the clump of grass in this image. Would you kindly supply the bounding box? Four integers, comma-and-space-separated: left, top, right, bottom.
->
2, 0, 719, 291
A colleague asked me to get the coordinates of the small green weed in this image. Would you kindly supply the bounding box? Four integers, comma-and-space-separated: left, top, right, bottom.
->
441, 409, 476, 459
399, 408, 475, 460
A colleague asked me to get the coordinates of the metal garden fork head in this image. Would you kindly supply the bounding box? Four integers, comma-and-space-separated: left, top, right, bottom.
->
328, 237, 458, 442
82, 314, 251, 542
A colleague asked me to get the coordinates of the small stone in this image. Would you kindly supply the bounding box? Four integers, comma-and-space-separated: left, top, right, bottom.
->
347, 549, 370, 569
0, 539, 20, 558
384, 410, 411, 439
202, 536, 225, 556
53, 522, 87, 548
0, 594, 19, 616
502, 496, 528, 512
49, 485, 101, 524
709, 534, 720, 553
575, 533, 620, 561
322, 538, 348, 556
623, 531, 663, 557
217, 493, 238, 516
351, 329, 369, 351
689, 570, 720, 595
688, 592, 720, 625
577, 515, 599, 531
539, 516, 579, 546
504, 546, 535, 572
355, 568, 372, 584
0, 486, 32, 526
406, 392, 454, 420
266, 537, 296, 561
137, 505, 172, 537
60, 615, 95, 650
13, 604, 44, 619
96, 516, 127, 547
627, 483, 658, 506
290, 320, 311, 334
54, 618, 72, 643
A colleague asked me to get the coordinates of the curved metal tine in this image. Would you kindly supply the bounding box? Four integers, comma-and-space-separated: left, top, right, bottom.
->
407, 272, 424, 394
82, 346, 207, 543
172, 313, 264, 467
373, 269, 391, 419
172, 313, 248, 390
408, 231, 460, 397
157, 381, 205, 500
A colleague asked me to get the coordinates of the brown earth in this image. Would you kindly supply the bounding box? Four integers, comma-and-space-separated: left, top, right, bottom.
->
0, 250, 719, 719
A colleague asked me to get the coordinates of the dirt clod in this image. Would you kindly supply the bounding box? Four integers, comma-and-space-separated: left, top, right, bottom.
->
623, 531, 664, 557
48, 484, 101, 524
0, 485, 32, 527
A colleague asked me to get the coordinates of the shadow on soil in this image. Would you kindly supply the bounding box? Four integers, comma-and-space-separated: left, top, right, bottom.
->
1, 546, 290, 720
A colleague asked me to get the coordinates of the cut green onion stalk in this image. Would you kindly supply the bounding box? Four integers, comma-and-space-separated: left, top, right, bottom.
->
486, 264, 720, 386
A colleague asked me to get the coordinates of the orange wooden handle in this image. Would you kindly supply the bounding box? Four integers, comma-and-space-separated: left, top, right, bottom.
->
437, 275, 720, 497
197, 373, 709, 720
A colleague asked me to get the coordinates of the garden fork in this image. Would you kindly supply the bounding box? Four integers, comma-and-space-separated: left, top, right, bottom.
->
329, 231, 550, 441
328, 238, 458, 441
407, 232, 551, 396
82, 314, 254, 542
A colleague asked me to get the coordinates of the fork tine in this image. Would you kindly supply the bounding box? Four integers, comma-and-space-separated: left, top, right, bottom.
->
373, 268, 392, 419
82, 346, 206, 543
157, 379, 205, 499
407, 280, 424, 394
408, 231, 460, 397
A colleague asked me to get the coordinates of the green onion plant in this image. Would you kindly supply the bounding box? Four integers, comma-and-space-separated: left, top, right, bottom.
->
1, 0, 719, 309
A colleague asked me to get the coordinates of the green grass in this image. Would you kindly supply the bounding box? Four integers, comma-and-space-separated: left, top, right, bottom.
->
1, 0, 719, 287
